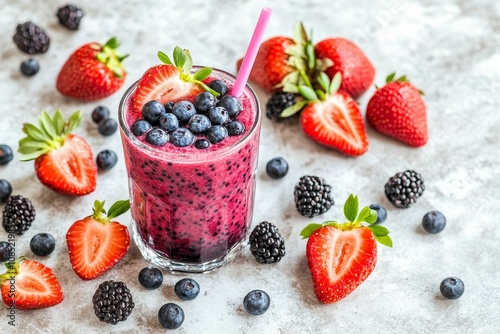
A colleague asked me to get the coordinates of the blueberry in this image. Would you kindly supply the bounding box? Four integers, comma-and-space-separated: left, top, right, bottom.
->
146, 128, 169, 146
0, 144, 13, 165
218, 95, 242, 118
194, 139, 210, 149
0, 241, 13, 262
208, 79, 228, 97
440, 277, 464, 300
91, 106, 110, 123
205, 125, 228, 144
170, 128, 195, 147
131, 119, 152, 136
226, 121, 245, 136
266, 157, 288, 179
369, 204, 387, 224
29, 233, 56, 256
20, 58, 40, 77
174, 278, 200, 301
0, 180, 12, 204
164, 101, 175, 113
172, 100, 196, 124
208, 106, 229, 125
138, 267, 163, 290
98, 118, 118, 136
159, 113, 180, 132
158, 303, 184, 329
142, 100, 166, 125
96, 150, 118, 170
422, 211, 446, 234
194, 92, 217, 114
243, 290, 270, 315
188, 114, 211, 134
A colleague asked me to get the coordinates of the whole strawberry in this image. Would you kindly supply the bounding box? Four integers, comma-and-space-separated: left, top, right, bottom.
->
366, 73, 428, 147
315, 38, 375, 99
301, 194, 392, 304
56, 37, 128, 100
18, 110, 97, 196
66, 200, 130, 280
0, 257, 64, 309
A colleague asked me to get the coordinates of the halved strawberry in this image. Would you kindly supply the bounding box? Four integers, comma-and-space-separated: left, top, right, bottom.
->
133, 47, 219, 113
301, 194, 392, 304
18, 110, 97, 196
66, 200, 130, 280
0, 258, 64, 309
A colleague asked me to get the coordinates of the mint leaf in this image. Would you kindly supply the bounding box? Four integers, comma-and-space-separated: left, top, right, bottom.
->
343, 194, 358, 222
107, 200, 131, 220
157, 51, 172, 65
300, 223, 323, 239
375, 235, 393, 248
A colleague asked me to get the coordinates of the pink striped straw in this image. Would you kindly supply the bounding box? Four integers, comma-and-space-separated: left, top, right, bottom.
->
232, 7, 272, 97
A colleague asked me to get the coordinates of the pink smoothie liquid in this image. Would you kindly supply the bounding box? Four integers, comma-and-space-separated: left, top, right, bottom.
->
119, 68, 261, 272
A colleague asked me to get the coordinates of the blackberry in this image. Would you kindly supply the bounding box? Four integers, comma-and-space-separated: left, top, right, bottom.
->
249, 221, 285, 264
2, 195, 36, 235
266, 92, 297, 122
92, 280, 135, 325
56, 4, 84, 30
385, 170, 425, 209
13, 22, 50, 54
294, 176, 334, 217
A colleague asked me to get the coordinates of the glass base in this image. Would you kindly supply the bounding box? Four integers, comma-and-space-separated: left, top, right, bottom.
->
131, 222, 245, 274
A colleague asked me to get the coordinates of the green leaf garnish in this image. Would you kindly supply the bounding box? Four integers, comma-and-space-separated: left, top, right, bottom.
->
92, 199, 130, 223
280, 100, 308, 118
300, 223, 324, 239
157, 51, 173, 65
343, 194, 359, 222
192, 67, 212, 81
386, 72, 396, 83
298, 85, 318, 101
329, 72, 342, 94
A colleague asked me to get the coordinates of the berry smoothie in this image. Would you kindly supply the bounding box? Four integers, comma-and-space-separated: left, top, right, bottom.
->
119, 68, 261, 273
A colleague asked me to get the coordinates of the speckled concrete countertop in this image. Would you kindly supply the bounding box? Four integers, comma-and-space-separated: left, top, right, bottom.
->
1, 0, 499, 333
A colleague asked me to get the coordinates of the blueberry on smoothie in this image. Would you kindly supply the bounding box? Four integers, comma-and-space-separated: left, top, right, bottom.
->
188, 114, 211, 134
205, 125, 228, 144
170, 128, 195, 147
131, 119, 152, 136
30, 233, 56, 256
158, 303, 184, 329
369, 204, 387, 224
226, 121, 245, 136
266, 157, 288, 179
142, 100, 166, 125
138, 267, 163, 290
174, 278, 200, 301
146, 128, 169, 146
194, 92, 217, 114
422, 211, 446, 234
208, 79, 228, 96
208, 106, 229, 125
194, 139, 210, 149
96, 149, 118, 170
164, 101, 175, 113
98, 118, 118, 136
218, 95, 242, 118
0, 179, 12, 204
159, 113, 180, 132
91, 106, 110, 123
0, 144, 14, 165
172, 100, 196, 124
440, 277, 464, 300
243, 290, 270, 315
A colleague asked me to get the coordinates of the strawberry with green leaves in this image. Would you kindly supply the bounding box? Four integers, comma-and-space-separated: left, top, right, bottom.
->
18, 110, 97, 196
56, 37, 128, 101
301, 194, 392, 304
0, 257, 64, 309
366, 73, 428, 147
66, 200, 130, 280
133, 47, 220, 113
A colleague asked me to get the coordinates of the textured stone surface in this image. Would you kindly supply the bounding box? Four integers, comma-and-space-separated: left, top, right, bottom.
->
1, 0, 499, 333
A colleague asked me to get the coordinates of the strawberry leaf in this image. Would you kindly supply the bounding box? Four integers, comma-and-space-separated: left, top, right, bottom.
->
107, 200, 131, 220
281, 100, 308, 118
356, 206, 371, 222
157, 51, 173, 65
368, 224, 390, 237
375, 235, 393, 248
386, 72, 396, 83
300, 223, 323, 239
306, 43, 316, 70
343, 194, 358, 222
192, 67, 212, 81
39, 111, 57, 140
64, 110, 82, 134
23, 123, 45, 142
317, 72, 330, 93
104, 37, 120, 49
283, 83, 299, 94
298, 85, 318, 101
182, 49, 193, 73
365, 209, 378, 224
52, 109, 65, 135
396, 75, 407, 82
173, 46, 186, 69
329, 72, 342, 95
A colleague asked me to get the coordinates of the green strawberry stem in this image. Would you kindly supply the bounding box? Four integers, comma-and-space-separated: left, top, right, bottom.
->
376, 72, 424, 95
0, 256, 27, 282
300, 194, 393, 247
18, 110, 82, 161
157, 47, 220, 97
92, 200, 130, 224
96, 37, 128, 78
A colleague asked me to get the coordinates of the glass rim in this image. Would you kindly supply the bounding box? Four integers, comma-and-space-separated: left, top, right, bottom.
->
118, 67, 261, 161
